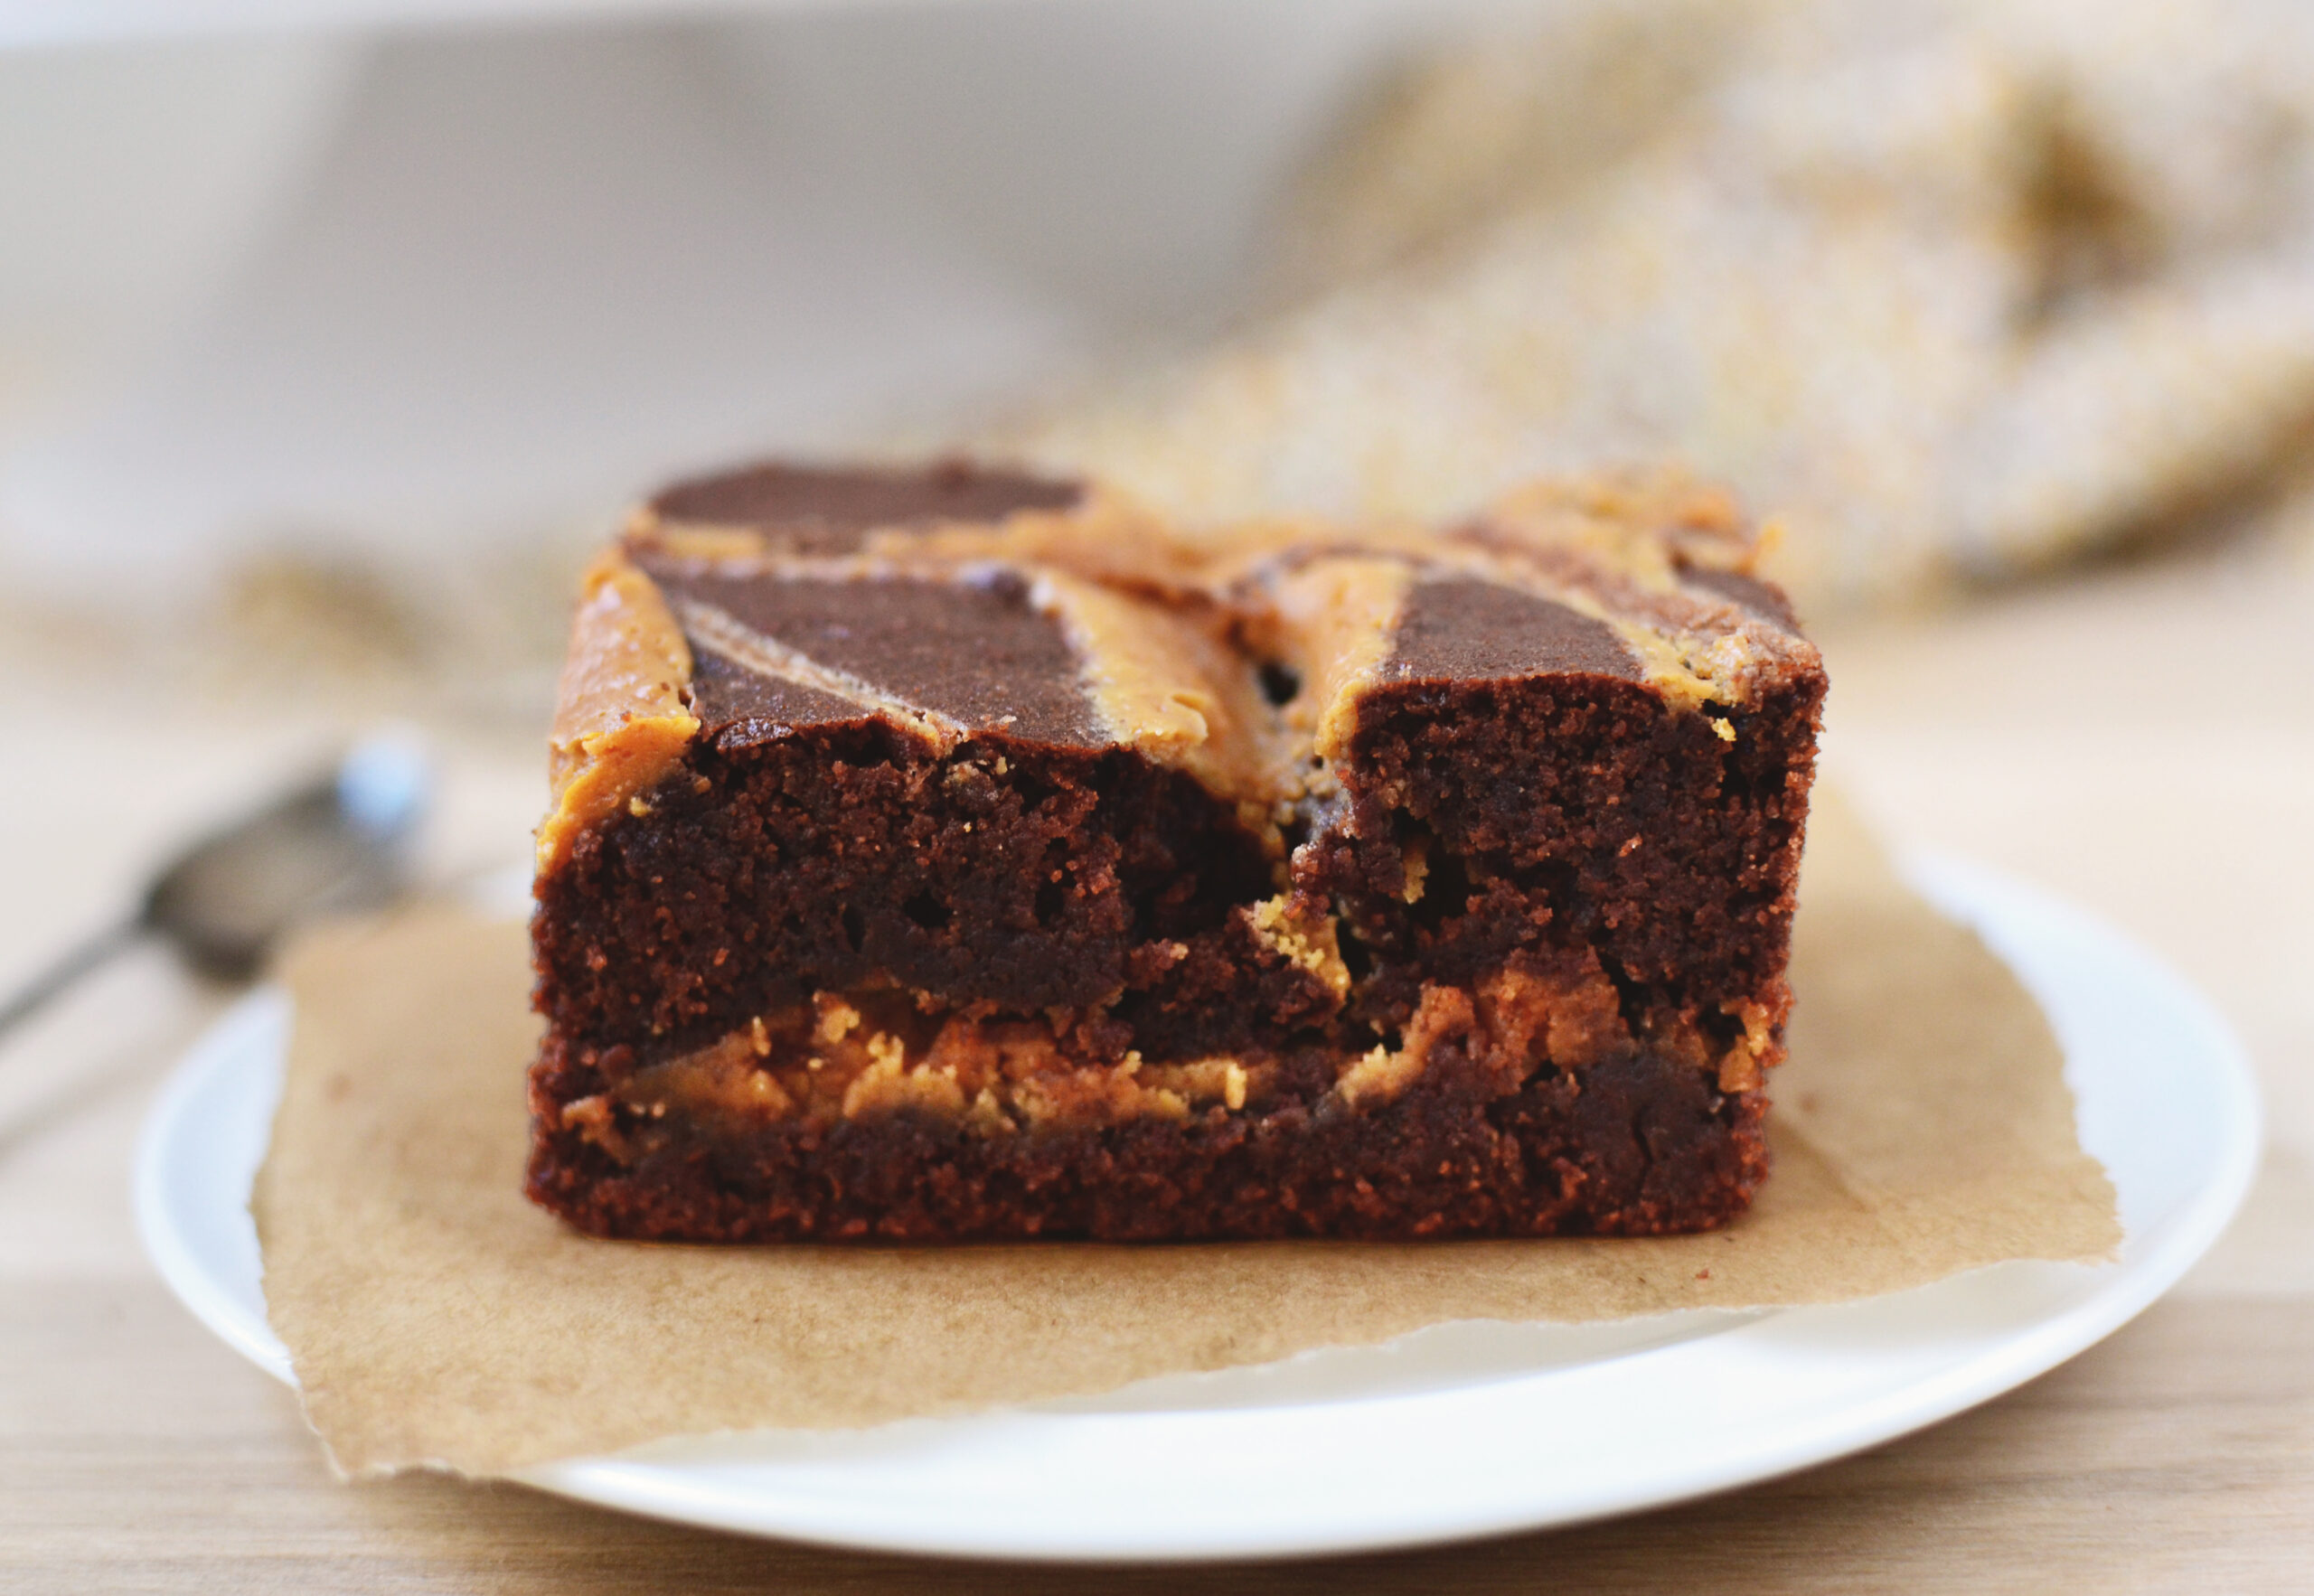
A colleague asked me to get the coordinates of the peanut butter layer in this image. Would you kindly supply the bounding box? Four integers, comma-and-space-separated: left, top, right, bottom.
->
1032, 569, 1296, 809
536, 549, 701, 873
556, 934, 1633, 1159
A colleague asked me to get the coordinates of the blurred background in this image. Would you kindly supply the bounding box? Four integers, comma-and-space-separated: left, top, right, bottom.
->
12, 0, 2314, 680
1, 0, 2309, 1290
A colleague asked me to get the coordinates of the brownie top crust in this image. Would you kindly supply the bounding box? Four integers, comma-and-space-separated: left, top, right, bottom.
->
541, 462, 1300, 870
541, 459, 1820, 873
1238, 540, 1812, 766
644, 458, 1086, 553
1679, 566, 1802, 632
1386, 577, 1642, 685
650, 564, 1110, 749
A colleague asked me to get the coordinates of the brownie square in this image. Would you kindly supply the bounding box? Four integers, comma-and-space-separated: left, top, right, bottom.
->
527, 462, 1824, 1241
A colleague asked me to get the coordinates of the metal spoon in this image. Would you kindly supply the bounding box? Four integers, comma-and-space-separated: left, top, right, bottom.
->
0, 734, 429, 1039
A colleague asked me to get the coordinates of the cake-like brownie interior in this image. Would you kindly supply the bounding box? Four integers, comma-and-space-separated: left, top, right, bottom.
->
528, 464, 1824, 1241
1302, 575, 1820, 1093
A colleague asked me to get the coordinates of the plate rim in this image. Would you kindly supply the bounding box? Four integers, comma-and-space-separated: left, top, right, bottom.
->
133, 851, 2262, 1563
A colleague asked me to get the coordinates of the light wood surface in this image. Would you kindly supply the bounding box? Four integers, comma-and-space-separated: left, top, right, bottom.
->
4, 535, 2309, 1591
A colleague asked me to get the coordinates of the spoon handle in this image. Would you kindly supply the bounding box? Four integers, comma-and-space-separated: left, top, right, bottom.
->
0, 918, 141, 1044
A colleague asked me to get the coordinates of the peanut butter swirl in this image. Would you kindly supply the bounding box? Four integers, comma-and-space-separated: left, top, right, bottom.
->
536, 549, 700, 873
541, 460, 1816, 879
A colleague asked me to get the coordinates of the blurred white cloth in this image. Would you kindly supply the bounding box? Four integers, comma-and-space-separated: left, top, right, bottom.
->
1000, 0, 2314, 608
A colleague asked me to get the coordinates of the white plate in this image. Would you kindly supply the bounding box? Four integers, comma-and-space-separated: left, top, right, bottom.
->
136, 854, 2259, 1563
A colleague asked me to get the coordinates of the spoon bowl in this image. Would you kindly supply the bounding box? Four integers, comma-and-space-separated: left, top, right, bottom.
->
0, 732, 429, 1035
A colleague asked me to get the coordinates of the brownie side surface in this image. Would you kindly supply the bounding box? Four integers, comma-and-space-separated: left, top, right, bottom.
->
1301, 643, 1824, 1087
531, 550, 1323, 1062
527, 464, 1821, 1244
531, 726, 1312, 1063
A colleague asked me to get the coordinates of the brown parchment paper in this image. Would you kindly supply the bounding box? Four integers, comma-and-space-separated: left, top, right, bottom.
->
253, 801, 2120, 1477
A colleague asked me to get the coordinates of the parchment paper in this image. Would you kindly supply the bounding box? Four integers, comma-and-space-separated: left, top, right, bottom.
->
253, 801, 2119, 1477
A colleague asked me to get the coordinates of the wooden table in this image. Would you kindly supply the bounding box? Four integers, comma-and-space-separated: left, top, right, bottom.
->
5, 538, 2309, 1591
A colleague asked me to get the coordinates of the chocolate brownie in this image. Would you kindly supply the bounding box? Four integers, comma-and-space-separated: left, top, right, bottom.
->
527, 462, 1824, 1241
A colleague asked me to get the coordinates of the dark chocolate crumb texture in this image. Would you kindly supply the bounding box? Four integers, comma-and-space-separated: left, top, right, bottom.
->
528, 461, 1825, 1241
